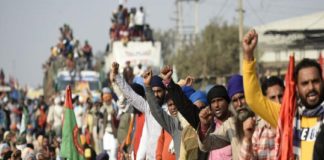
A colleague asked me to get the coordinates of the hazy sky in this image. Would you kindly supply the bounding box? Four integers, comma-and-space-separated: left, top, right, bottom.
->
1, 0, 324, 87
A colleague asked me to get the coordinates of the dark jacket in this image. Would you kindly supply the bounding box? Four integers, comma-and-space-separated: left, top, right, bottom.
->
166, 80, 201, 129
166, 80, 209, 160
314, 124, 324, 160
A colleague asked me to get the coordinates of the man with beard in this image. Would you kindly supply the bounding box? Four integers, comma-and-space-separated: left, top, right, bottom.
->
110, 62, 164, 160
242, 29, 324, 160
142, 69, 182, 159
198, 74, 255, 160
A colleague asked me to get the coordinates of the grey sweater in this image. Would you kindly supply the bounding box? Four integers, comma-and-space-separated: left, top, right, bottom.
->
145, 86, 182, 160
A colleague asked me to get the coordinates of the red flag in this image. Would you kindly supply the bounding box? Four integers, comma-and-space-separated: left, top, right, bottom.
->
275, 55, 296, 160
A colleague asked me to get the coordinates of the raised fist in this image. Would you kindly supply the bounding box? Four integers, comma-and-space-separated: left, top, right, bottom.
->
184, 76, 195, 86
199, 107, 213, 128
242, 116, 256, 139
143, 69, 153, 87
110, 62, 119, 82
242, 29, 258, 61
160, 65, 173, 81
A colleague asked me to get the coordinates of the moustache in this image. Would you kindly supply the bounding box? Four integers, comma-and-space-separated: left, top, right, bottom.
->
306, 90, 319, 97
237, 107, 248, 113
236, 106, 254, 122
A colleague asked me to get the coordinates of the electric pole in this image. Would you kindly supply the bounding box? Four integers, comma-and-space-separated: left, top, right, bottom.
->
174, 0, 200, 52
237, 0, 244, 73
175, 0, 183, 52
194, 0, 199, 36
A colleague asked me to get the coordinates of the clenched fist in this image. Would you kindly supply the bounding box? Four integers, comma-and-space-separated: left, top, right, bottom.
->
243, 116, 256, 139
242, 29, 258, 61
110, 62, 119, 82
199, 107, 213, 128
143, 69, 153, 87
160, 65, 173, 81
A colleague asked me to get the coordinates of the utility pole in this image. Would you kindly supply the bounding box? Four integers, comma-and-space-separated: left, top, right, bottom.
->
175, 0, 183, 52
174, 0, 199, 52
194, 0, 199, 36
237, 0, 244, 73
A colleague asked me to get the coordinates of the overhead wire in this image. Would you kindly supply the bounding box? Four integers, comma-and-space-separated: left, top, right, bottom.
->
246, 0, 265, 25
214, 0, 229, 19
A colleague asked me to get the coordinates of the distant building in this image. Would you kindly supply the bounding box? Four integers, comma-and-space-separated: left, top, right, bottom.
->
254, 11, 324, 77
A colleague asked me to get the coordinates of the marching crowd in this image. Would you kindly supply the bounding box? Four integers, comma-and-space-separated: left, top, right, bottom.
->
1, 28, 324, 160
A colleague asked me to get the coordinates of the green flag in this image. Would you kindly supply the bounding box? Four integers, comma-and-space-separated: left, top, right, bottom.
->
60, 86, 85, 160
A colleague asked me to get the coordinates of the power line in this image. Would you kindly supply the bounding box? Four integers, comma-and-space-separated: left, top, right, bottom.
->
214, 0, 229, 18
246, 0, 265, 25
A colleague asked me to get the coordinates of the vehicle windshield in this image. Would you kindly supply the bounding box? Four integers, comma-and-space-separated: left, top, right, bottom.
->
57, 80, 74, 91
57, 80, 100, 92
88, 81, 100, 90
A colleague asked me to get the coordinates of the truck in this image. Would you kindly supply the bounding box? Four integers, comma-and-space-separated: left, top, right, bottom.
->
43, 24, 103, 102
55, 69, 101, 99
105, 41, 162, 73
43, 60, 102, 102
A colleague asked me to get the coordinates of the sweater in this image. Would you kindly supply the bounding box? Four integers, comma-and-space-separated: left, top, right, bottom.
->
145, 86, 182, 159
198, 117, 239, 160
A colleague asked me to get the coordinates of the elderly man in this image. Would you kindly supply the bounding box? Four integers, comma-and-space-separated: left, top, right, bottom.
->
198, 74, 255, 160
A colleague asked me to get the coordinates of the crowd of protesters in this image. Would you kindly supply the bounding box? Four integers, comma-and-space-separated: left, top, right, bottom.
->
44, 24, 95, 74
109, 5, 154, 46
0, 68, 60, 160
2, 22, 324, 160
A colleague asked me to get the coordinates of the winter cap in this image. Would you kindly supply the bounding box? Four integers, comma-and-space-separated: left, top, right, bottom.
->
207, 85, 230, 104
150, 75, 165, 89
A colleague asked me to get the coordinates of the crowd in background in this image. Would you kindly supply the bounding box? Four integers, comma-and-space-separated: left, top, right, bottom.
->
109, 5, 154, 46
44, 24, 95, 75
0, 56, 147, 160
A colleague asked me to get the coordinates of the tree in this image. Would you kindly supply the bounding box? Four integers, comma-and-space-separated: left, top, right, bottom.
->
154, 29, 177, 64
169, 19, 240, 81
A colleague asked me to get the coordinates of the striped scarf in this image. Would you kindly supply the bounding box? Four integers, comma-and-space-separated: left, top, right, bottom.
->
292, 100, 324, 159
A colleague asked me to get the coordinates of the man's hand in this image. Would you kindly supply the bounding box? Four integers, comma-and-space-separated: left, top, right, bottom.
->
143, 69, 153, 87
110, 62, 119, 82
184, 76, 195, 86
160, 65, 173, 81
243, 116, 256, 140
199, 107, 213, 128
242, 29, 258, 61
